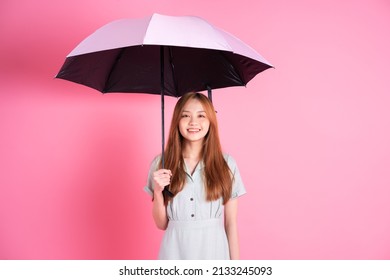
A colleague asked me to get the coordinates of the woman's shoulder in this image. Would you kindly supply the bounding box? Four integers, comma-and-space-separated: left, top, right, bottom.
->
152, 154, 162, 162
222, 153, 238, 168
148, 154, 162, 169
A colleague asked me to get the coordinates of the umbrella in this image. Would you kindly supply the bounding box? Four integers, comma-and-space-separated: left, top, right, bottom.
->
56, 13, 273, 179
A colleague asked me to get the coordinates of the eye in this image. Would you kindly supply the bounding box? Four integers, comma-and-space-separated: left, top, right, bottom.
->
198, 114, 206, 118
181, 114, 190, 118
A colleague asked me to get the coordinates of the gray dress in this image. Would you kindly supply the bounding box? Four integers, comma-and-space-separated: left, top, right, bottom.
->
144, 154, 246, 260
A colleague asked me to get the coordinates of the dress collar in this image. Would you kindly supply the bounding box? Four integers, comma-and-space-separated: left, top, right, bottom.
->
184, 159, 204, 177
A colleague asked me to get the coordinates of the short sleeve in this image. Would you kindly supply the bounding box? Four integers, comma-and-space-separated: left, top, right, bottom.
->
144, 156, 161, 197
225, 154, 247, 199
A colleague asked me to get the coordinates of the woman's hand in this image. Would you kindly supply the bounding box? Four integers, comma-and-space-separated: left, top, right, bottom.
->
152, 169, 171, 230
152, 169, 172, 193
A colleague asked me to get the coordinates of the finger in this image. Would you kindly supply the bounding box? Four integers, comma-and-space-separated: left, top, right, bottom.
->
153, 174, 171, 182
153, 175, 171, 184
158, 169, 172, 176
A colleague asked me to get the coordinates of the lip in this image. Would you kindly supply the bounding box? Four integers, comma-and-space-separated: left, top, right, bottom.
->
187, 128, 201, 133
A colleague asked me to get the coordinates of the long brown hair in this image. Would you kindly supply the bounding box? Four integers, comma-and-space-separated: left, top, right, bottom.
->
160, 92, 232, 204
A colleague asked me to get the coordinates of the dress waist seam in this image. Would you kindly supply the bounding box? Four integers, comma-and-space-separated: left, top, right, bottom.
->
168, 218, 223, 229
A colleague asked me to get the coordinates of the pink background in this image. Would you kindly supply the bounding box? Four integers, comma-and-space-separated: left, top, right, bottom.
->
1, 0, 390, 259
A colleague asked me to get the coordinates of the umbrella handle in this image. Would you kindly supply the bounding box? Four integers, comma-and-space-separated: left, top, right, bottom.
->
163, 187, 174, 198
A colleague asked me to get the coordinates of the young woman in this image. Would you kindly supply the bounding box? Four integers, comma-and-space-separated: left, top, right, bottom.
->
144, 92, 246, 260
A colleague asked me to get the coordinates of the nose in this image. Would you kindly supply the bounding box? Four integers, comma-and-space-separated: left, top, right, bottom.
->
188, 117, 197, 126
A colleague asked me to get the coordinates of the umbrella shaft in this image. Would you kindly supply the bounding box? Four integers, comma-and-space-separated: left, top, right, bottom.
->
160, 46, 165, 168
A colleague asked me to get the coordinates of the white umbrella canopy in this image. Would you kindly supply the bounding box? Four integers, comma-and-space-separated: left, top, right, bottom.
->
57, 13, 272, 96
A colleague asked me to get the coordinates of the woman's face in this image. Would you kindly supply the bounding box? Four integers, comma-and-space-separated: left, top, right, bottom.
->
179, 98, 210, 144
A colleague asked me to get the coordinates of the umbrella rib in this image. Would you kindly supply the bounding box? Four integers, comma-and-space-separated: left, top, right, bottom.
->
168, 47, 179, 97
220, 50, 246, 86
102, 48, 126, 93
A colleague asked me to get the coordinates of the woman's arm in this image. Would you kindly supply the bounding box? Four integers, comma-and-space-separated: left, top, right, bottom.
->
224, 198, 240, 259
152, 189, 168, 230
151, 169, 171, 230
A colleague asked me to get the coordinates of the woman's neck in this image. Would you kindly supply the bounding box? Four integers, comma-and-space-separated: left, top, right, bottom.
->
182, 141, 203, 175
182, 141, 203, 160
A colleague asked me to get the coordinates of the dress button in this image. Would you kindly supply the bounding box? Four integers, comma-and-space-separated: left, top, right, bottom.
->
191, 214, 194, 217
190, 198, 194, 201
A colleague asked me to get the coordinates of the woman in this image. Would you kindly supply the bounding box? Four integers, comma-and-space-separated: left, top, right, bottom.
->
144, 92, 246, 259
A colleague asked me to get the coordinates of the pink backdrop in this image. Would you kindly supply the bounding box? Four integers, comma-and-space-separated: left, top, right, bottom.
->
1, 0, 389, 259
